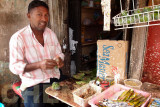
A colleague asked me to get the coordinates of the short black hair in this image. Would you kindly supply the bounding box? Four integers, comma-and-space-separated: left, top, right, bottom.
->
28, 0, 49, 13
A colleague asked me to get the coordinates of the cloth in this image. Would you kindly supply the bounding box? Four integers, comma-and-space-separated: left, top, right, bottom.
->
9, 25, 64, 91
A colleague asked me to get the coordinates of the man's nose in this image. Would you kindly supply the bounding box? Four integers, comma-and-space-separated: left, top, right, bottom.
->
41, 15, 48, 22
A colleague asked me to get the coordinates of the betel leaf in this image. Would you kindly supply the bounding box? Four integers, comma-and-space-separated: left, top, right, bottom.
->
121, 10, 128, 16
143, 7, 152, 12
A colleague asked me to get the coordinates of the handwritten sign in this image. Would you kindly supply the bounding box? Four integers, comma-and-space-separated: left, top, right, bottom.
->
98, 45, 114, 80
97, 40, 128, 80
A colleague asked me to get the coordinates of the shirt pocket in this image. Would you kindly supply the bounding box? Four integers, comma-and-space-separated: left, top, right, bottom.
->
47, 45, 56, 59
25, 45, 40, 62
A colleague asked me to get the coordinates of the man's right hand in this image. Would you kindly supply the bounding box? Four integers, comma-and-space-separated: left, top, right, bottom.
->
39, 59, 58, 71
24, 59, 58, 73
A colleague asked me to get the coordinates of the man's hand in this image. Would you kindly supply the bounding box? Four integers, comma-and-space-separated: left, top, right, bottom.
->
56, 57, 64, 68
39, 59, 58, 71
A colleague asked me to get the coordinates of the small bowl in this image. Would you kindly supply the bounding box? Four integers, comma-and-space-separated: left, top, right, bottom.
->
124, 79, 142, 89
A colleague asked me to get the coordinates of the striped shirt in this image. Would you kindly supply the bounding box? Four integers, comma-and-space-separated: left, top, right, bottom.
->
9, 25, 64, 91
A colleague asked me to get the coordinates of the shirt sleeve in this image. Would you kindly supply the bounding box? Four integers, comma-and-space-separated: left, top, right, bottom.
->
9, 34, 27, 75
52, 31, 65, 61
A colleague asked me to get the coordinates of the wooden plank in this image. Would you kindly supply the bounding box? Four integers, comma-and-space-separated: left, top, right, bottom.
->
48, 0, 68, 44
128, 0, 148, 80
129, 26, 148, 79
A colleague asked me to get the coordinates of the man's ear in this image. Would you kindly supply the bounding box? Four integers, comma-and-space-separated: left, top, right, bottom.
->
27, 13, 30, 19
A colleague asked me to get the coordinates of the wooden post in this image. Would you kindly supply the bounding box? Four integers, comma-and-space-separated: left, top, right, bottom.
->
48, 0, 71, 76
128, 0, 148, 80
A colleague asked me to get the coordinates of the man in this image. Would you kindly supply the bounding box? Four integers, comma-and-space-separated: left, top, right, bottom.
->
9, 0, 64, 106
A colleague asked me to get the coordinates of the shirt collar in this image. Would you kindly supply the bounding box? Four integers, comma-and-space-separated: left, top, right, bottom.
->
28, 25, 47, 38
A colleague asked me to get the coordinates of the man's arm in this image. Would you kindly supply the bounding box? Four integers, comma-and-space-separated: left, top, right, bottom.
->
9, 35, 27, 75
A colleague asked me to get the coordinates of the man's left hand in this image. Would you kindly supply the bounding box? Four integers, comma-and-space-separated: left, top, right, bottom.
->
56, 57, 64, 68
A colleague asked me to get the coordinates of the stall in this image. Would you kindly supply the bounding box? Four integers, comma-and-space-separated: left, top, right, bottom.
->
45, 0, 160, 106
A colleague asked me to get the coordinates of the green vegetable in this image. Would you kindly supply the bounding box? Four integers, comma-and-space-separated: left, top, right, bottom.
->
134, 9, 141, 19
134, 9, 141, 14
123, 17, 128, 24
151, 12, 159, 20
81, 77, 91, 82
118, 17, 127, 25
153, 5, 160, 11
76, 81, 86, 85
121, 10, 128, 16
118, 18, 123, 25
127, 16, 135, 24
143, 7, 152, 12
52, 82, 60, 90
144, 14, 149, 22
154, 12, 159, 20
72, 73, 85, 80
139, 15, 144, 22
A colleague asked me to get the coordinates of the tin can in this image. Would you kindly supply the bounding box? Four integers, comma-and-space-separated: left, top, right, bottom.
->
105, 76, 114, 86
101, 81, 110, 89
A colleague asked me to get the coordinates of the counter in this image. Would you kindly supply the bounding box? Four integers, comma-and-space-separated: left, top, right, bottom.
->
45, 79, 160, 107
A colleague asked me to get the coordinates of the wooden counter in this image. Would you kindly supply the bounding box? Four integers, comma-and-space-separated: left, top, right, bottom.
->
45, 79, 82, 107
45, 79, 160, 107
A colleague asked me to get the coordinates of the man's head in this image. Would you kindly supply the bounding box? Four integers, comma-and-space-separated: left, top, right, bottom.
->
27, 0, 49, 32
28, 0, 49, 13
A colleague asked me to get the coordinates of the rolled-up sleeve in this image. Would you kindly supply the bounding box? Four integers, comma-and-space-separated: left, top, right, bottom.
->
9, 34, 27, 75
52, 32, 65, 61
56, 43, 65, 61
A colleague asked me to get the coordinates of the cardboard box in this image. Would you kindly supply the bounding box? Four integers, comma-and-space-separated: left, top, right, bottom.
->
97, 40, 128, 80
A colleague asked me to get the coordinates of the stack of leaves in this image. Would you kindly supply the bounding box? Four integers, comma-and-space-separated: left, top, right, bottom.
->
72, 68, 97, 86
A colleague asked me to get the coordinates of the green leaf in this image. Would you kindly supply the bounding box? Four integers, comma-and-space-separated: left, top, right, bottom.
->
121, 10, 128, 16
143, 7, 152, 12
127, 16, 135, 24
134, 9, 141, 14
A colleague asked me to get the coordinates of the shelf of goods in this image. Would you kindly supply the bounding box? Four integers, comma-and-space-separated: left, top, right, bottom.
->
113, 0, 160, 30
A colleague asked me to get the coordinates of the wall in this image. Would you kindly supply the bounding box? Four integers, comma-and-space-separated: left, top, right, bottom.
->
0, 0, 32, 106
0, 0, 32, 61
142, 21, 160, 85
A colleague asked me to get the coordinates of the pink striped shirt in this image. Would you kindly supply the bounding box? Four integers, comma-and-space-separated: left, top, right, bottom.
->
9, 25, 64, 91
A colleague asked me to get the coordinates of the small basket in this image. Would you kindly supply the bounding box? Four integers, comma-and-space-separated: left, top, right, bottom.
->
72, 82, 102, 107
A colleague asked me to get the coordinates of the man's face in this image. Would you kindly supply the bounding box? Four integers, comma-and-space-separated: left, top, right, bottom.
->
27, 6, 49, 31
